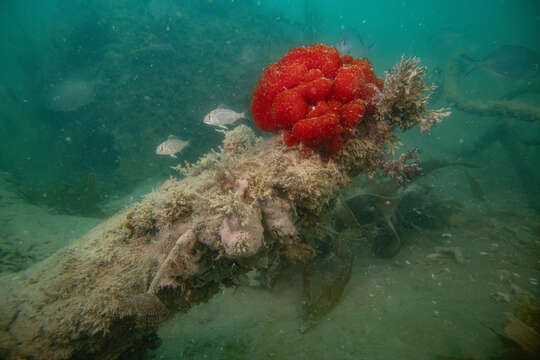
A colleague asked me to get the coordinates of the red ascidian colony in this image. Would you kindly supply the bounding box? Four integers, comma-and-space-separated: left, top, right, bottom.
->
251, 44, 384, 156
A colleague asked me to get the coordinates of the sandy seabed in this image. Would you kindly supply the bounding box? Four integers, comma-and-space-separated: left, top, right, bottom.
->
149, 167, 539, 360
1, 167, 538, 360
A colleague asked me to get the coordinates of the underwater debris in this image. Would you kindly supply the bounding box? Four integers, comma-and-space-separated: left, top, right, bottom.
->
504, 312, 540, 356
335, 56, 450, 179
120, 293, 170, 329
426, 246, 465, 264
465, 171, 485, 202
219, 209, 264, 258
371, 194, 402, 256
365, 148, 421, 185
461, 45, 540, 80
340, 185, 404, 258
0, 49, 447, 359
260, 198, 297, 238
333, 196, 362, 230
460, 120, 540, 212
420, 159, 478, 174
301, 235, 353, 333
500, 79, 540, 101
124, 180, 192, 239
342, 187, 402, 256
492, 291, 511, 303
339, 156, 469, 257
283, 242, 316, 264
342, 179, 462, 257
147, 229, 200, 294
341, 158, 475, 202
443, 52, 540, 123
513, 294, 540, 335
173, 151, 220, 178
221, 124, 261, 156
261, 198, 315, 263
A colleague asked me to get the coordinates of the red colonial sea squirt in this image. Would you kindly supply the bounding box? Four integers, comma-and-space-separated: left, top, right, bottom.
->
251, 44, 383, 155
271, 88, 307, 129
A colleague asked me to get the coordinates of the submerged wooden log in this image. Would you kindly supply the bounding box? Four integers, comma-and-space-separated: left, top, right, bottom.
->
442, 52, 540, 123
444, 52, 540, 211
504, 312, 540, 355
0, 57, 448, 360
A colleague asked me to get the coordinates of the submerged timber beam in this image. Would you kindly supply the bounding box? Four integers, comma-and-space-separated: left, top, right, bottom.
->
442, 52, 540, 123
0, 57, 448, 360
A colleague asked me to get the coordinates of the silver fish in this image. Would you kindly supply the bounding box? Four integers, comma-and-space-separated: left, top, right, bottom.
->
335, 29, 375, 58
203, 107, 245, 129
155, 135, 189, 158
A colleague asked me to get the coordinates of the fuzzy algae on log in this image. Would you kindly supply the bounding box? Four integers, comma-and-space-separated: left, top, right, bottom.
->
0, 57, 449, 360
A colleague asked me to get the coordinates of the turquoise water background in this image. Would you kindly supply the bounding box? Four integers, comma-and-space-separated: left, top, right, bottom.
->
1, 1, 539, 359
0, 0, 538, 207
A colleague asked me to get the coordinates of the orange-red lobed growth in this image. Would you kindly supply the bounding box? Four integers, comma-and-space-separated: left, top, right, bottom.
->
251, 44, 383, 155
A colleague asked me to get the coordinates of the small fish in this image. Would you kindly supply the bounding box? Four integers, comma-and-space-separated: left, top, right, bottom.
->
155, 135, 189, 158
203, 107, 245, 129
335, 28, 375, 58
462, 45, 540, 80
